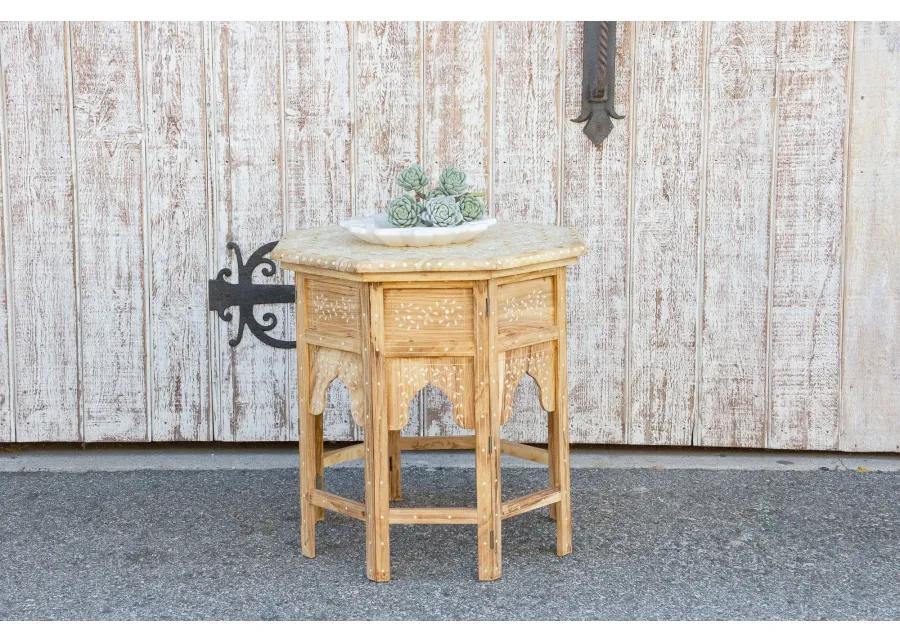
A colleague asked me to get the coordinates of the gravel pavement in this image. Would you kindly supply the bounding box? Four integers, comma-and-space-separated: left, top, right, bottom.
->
1, 466, 897, 620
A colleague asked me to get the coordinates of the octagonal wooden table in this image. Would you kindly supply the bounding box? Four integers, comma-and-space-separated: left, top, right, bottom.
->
273, 222, 585, 581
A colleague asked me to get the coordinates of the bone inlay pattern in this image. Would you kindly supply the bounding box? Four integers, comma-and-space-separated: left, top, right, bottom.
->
309, 346, 366, 428
305, 278, 361, 343
394, 298, 466, 331
500, 341, 557, 425
387, 357, 475, 432
503, 286, 550, 322
311, 291, 356, 325
497, 276, 556, 339
383, 288, 474, 355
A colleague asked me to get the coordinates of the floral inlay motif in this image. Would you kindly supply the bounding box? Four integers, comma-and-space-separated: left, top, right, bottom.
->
502, 287, 551, 323
393, 298, 465, 331
311, 291, 356, 325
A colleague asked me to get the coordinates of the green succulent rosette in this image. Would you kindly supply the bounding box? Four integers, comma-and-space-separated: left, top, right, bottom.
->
457, 194, 485, 222
425, 195, 464, 227
387, 194, 420, 227
438, 167, 468, 196
396, 163, 429, 194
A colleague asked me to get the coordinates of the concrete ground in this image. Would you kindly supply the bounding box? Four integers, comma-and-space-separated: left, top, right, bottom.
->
0, 447, 898, 620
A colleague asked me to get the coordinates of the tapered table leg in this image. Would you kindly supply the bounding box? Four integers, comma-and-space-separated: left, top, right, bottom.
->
475, 281, 502, 580
362, 283, 391, 581
549, 268, 572, 555
298, 343, 317, 558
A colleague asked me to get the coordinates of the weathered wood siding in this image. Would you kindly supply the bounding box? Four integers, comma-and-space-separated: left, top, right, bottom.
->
0, 23, 80, 441
211, 22, 289, 442
768, 22, 850, 451
143, 22, 210, 441
0, 21, 896, 452
840, 22, 900, 452
698, 22, 776, 448
70, 22, 148, 441
559, 22, 633, 446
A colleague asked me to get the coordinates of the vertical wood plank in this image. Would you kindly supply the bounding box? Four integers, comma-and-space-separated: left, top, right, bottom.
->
560, 21, 633, 444
628, 22, 706, 446
697, 22, 777, 448
142, 22, 209, 441
493, 22, 560, 224
71, 22, 148, 441
421, 21, 490, 438
493, 21, 561, 442
354, 21, 421, 216
840, 22, 900, 453
0, 23, 80, 441
768, 22, 850, 450
0, 39, 9, 442
422, 22, 490, 192
211, 22, 288, 441
282, 21, 355, 441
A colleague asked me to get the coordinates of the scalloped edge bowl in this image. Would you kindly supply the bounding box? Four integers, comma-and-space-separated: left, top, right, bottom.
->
339, 215, 497, 247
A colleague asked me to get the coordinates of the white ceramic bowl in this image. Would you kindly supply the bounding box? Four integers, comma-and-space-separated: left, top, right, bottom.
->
339, 215, 497, 247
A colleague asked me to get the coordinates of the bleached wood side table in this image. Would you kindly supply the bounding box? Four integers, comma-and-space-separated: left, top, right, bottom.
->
273, 223, 585, 581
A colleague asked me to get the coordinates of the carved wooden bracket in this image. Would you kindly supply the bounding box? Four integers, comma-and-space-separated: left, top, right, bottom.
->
501, 342, 556, 425
309, 347, 366, 428
388, 358, 475, 432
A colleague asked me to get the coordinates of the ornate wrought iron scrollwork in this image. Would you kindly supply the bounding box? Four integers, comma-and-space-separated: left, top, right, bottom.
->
208, 241, 296, 349
572, 21, 625, 146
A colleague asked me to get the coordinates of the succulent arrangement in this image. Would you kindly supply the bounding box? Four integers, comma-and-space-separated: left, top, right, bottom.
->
387, 164, 485, 228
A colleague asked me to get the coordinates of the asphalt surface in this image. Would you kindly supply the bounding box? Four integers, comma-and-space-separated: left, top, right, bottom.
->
1, 466, 898, 620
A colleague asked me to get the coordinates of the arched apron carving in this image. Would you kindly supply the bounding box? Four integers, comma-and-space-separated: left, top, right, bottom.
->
500, 342, 556, 425
309, 346, 367, 429
387, 358, 475, 432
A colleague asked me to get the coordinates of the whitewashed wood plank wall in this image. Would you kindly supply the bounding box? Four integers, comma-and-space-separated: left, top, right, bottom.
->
0, 21, 896, 452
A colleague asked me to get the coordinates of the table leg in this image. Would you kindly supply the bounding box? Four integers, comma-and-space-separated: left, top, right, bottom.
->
475, 413, 502, 580
298, 344, 317, 558
548, 408, 571, 555
548, 410, 558, 522
549, 269, 572, 556
475, 280, 501, 580
362, 283, 391, 581
389, 430, 402, 501
315, 413, 325, 522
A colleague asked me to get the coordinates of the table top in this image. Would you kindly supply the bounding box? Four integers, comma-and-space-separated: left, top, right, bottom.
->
273, 222, 585, 275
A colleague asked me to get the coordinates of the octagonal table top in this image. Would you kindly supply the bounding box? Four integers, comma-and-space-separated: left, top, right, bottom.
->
273, 222, 585, 275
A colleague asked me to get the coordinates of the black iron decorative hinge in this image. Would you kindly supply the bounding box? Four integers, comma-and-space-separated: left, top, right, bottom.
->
208, 241, 296, 349
572, 21, 625, 146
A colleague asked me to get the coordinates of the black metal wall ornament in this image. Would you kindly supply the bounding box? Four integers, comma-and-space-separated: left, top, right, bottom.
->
571, 21, 624, 146
208, 241, 297, 349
